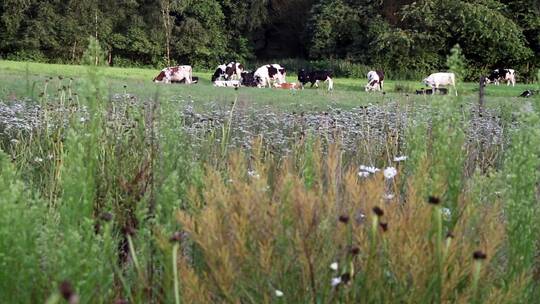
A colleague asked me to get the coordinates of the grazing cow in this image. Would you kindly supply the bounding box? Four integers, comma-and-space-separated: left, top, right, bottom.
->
225, 62, 245, 80
172, 76, 199, 84
213, 80, 241, 88
423, 72, 457, 96
486, 68, 516, 86
211, 64, 227, 82
153, 65, 193, 84
519, 90, 538, 98
297, 69, 334, 91
365, 70, 385, 92
274, 82, 299, 90
415, 87, 448, 95
254, 64, 286, 88
240, 71, 259, 87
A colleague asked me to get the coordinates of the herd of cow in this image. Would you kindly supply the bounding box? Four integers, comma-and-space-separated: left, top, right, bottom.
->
152, 63, 524, 96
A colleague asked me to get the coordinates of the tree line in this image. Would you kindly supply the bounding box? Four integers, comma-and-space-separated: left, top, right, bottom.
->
1, 0, 538, 80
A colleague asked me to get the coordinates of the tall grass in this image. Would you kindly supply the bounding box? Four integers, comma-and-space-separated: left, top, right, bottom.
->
0, 64, 539, 302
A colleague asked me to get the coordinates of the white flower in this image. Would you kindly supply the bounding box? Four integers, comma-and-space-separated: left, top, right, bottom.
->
331, 277, 342, 287
80, 117, 87, 123
358, 171, 370, 178
10, 138, 19, 144
34, 157, 43, 163
384, 193, 395, 200
383, 167, 397, 179
248, 170, 260, 179
360, 165, 380, 173
393, 156, 407, 162
275, 290, 284, 297
442, 207, 452, 220
330, 262, 339, 271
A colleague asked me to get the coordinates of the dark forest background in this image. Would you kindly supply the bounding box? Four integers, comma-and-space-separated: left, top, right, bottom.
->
1, 0, 539, 79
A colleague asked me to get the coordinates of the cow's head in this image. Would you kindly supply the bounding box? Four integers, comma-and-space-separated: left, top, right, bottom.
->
297, 69, 310, 84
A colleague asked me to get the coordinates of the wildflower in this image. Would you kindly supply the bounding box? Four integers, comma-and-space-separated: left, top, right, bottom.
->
359, 165, 380, 174
349, 247, 360, 256
59, 280, 79, 304
10, 138, 19, 144
99, 212, 113, 222
358, 171, 370, 178
330, 262, 339, 271
442, 207, 451, 220
247, 170, 260, 179
275, 290, 284, 297
331, 277, 342, 287
384, 193, 395, 200
383, 167, 397, 179
393, 155, 407, 162
340, 273, 351, 284
80, 117, 87, 123
170, 231, 183, 243
34, 157, 43, 163
428, 196, 441, 205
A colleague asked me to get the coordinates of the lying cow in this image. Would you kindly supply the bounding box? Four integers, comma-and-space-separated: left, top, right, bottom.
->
211, 64, 227, 82
240, 71, 259, 87
415, 87, 448, 95
486, 68, 516, 86
254, 64, 286, 88
423, 72, 457, 96
274, 82, 299, 90
211, 62, 244, 82
213, 80, 241, 88
297, 69, 334, 91
153, 65, 193, 84
519, 90, 538, 98
365, 70, 384, 91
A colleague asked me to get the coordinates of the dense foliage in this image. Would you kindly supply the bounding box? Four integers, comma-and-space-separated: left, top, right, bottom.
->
0, 0, 538, 78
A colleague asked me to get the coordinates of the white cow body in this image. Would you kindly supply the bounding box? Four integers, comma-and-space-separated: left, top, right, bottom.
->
154, 65, 193, 84
213, 80, 241, 88
254, 64, 286, 88
423, 72, 457, 96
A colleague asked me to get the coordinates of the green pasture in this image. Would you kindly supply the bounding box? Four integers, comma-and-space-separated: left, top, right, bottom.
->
0, 60, 535, 109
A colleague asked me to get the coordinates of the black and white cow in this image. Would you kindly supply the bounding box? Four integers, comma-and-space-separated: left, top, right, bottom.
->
211, 62, 245, 82
153, 65, 193, 84
254, 64, 286, 88
211, 64, 227, 82
225, 62, 244, 80
297, 69, 334, 91
486, 68, 516, 86
365, 70, 385, 91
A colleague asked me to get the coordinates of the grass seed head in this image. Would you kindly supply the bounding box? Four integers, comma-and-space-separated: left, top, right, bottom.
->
338, 214, 350, 224
428, 196, 441, 205
473, 250, 487, 260
373, 206, 384, 217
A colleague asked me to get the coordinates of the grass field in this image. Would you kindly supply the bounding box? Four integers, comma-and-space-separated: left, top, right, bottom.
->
1, 60, 540, 303
0, 60, 536, 109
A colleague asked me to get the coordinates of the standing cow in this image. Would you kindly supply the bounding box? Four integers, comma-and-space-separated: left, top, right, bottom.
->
254, 64, 286, 88
298, 69, 334, 91
365, 70, 385, 91
211, 64, 227, 82
486, 68, 516, 86
423, 72, 457, 96
153, 66, 193, 84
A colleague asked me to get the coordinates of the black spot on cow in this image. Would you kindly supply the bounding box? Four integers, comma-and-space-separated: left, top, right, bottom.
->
172, 76, 198, 84
211, 67, 225, 82
267, 65, 278, 79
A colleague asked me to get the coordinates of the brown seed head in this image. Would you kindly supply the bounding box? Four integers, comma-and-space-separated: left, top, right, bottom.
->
349, 246, 360, 256
170, 231, 183, 243
99, 212, 113, 222
446, 231, 455, 239
379, 222, 388, 232
340, 272, 351, 284
473, 251, 487, 260
59, 280, 74, 300
428, 196, 441, 205
372, 206, 384, 217
338, 215, 350, 224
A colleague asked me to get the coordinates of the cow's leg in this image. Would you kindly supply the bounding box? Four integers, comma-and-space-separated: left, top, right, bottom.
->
326, 77, 333, 91
380, 80, 384, 91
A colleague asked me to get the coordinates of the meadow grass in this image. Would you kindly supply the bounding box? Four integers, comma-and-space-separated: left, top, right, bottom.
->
0, 61, 539, 303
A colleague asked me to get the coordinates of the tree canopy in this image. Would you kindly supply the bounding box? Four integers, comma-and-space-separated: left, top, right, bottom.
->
0, 0, 538, 79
